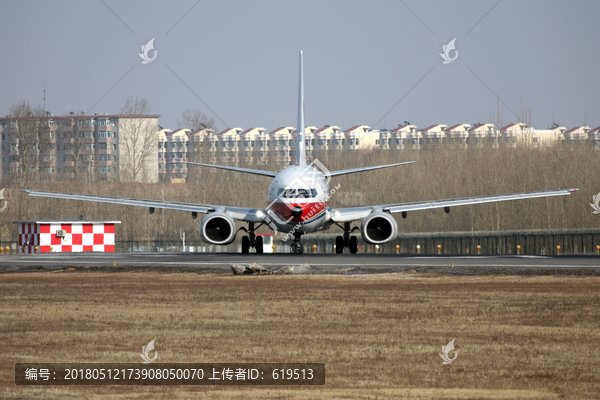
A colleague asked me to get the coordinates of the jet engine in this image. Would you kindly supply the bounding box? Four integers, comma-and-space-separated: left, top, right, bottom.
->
199, 212, 237, 245
360, 212, 398, 245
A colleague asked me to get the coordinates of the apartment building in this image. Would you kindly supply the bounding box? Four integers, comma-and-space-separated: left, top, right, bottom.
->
158, 128, 190, 181
499, 123, 564, 147
388, 123, 419, 150
314, 125, 340, 152
420, 124, 447, 145
158, 121, 600, 183
467, 123, 496, 147
239, 128, 265, 165
191, 128, 218, 165
589, 127, 600, 144
562, 126, 590, 142
499, 123, 526, 147
6, 107, 598, 185
344, 126, 379, 151
269, 127, 294, 164
219, 128, 243, 165
0, 113, 160, 183
303, 126, 317, 159
444, 124, 470, 148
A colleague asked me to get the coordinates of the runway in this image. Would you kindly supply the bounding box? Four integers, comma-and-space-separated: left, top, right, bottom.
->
0, 252, 599, 275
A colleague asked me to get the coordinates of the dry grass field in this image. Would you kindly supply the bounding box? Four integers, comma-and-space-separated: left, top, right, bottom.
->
1, 271, 599, 399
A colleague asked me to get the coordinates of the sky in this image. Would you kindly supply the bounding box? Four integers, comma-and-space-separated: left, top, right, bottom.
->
1, 0, 598, 133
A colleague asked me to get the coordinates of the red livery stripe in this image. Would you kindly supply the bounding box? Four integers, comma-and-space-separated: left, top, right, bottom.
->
269, 200, 328, 224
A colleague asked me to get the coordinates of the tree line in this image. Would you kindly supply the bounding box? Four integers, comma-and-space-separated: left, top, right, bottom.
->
1, 142, 597, 243
1, 98, 214, 186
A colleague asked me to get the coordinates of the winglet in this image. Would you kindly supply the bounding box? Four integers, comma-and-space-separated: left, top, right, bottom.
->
296, 51, 306, 166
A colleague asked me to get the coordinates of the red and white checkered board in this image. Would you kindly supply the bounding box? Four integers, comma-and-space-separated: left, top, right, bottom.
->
18, 223, 116, 253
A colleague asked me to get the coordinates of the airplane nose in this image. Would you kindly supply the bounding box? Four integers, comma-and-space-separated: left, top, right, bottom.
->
291, 206, 303, 217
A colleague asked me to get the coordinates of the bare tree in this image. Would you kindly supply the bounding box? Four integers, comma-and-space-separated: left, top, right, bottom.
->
517, 97, 533, 127
178, 108, 216, 174
490, 98, 505, 132
118, 96, 158, 183
5, 101, 55, 185
177, 108, 216, 132
187, 128, 215, 163
1, 144, 597, 243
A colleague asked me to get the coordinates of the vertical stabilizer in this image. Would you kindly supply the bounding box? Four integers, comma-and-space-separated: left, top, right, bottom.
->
296, 51, 307, 165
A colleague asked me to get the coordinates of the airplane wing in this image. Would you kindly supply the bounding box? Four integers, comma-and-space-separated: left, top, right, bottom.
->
328, 161, 414, 177
187, 162, 277, 177
330, 188, 579, 223
21, 190, 266, 223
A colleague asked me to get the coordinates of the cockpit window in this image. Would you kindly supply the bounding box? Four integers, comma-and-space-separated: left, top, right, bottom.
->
277, 188, 318, 199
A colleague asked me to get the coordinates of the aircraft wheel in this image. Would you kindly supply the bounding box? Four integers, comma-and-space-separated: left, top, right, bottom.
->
290, 243, 304, 254
255, 236, 264, 254
242, 236, 250, 254
349, 236, 358, 254
335, 236, 344, 254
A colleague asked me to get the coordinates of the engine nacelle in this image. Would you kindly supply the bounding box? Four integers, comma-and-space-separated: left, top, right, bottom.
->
199, 212, 237, 245
360, 212, 398, 245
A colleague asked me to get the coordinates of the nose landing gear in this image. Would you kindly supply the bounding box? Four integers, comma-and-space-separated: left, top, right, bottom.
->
289, 232, 304, 254
290, 243, 303, 254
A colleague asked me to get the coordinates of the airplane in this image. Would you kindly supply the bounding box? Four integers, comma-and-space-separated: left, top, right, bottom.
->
22, 51, 578, 255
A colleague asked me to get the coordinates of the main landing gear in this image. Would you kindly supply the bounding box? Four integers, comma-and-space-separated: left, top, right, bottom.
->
239, 222, 264, 254
290, 232, 304, 254
335, 221, 360, 254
